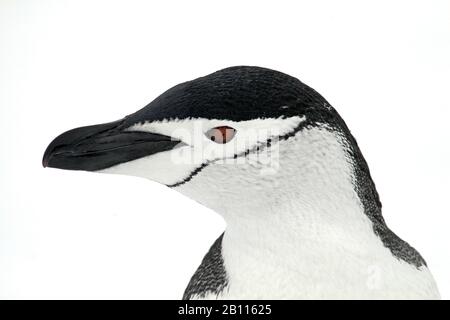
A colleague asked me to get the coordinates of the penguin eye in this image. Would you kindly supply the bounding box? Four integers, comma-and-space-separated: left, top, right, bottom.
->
205, 126, 236, 144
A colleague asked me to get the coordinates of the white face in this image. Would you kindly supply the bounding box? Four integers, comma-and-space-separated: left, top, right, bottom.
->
100, 116, 305, 186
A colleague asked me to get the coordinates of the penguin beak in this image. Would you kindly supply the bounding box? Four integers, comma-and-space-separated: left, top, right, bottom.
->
43, 119, 181, 171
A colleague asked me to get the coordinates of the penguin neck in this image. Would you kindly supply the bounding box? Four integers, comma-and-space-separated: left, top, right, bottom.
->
182, 125, 387, 267
220, 130, 380, 270
210, 126, 398, 298
181, 126, 435, 299
221, 195, 379, 271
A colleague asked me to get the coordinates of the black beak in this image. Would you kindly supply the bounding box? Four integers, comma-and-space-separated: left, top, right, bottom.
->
43, 119, 181, 171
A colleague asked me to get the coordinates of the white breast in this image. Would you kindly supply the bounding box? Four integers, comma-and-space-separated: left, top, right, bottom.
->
215, 229, 440, 299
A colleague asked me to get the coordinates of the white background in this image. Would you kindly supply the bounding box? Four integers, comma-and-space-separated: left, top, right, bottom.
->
1, 0, 449, 299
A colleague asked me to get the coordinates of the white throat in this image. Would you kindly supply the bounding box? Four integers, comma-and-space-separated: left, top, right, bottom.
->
179, 126, 439, 299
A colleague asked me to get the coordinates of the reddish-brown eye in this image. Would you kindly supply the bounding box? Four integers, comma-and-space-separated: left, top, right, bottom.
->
205, 126, 237, 144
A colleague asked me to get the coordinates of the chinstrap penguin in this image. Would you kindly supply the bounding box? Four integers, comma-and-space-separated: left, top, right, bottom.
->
43, 66, 440, 299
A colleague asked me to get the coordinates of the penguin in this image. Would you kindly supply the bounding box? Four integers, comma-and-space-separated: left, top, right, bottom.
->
43, 66, 440, 299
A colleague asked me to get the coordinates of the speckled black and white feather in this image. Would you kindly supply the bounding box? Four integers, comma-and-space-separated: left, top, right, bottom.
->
183, 233, 228, 300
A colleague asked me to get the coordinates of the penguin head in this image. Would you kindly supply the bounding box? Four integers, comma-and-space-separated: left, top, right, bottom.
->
43, 66, 351, 216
